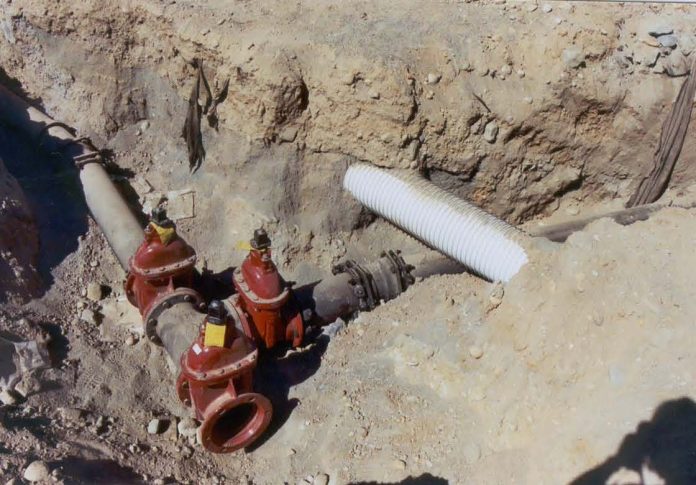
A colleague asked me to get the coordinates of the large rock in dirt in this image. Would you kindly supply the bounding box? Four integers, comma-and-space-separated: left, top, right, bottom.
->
0, 156, 41, 303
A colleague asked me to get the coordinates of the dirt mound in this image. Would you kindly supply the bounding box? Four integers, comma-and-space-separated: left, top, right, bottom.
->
1, 1, 696, 484
277, 205, 696, 484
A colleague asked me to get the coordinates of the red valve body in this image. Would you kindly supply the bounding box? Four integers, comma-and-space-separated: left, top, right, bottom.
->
177, 304, 272, 453
233, 248, 304, 349
124, 223, 198, 323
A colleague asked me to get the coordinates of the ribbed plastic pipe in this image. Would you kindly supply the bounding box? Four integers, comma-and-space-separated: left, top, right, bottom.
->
343, 163, 529, 282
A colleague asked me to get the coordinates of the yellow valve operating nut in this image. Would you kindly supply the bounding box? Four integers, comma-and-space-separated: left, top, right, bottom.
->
203, 320, 227, 347
151, 222, 176, 245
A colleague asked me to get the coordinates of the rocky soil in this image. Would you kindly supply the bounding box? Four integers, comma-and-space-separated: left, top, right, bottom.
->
1, 1, 696, 484
0, 155, 40, 304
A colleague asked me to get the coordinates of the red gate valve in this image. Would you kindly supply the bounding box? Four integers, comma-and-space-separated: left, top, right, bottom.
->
176, 300, 272, 453
232, 229, 304, 349
124, 208, 202, 343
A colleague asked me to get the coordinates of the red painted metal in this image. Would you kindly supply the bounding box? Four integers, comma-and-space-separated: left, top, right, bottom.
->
124, 214, 197, 320
177, 303, 272, 453
232, 244, 304, 349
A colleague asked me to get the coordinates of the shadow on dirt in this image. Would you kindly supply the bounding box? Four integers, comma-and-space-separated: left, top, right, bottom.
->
53, 457, 145, 484
0, 411, 51, 441
246, 327, 330, 452
352, 474, 448, 485
0, 125, 89, 287
572, 397, 696, 484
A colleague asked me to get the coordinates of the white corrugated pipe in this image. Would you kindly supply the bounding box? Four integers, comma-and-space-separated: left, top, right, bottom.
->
343, 163, 529, 282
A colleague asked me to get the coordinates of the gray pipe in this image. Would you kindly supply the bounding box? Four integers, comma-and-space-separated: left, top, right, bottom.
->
295, 252, 466, 326
0, 85, 143, 270
156, 302, 201, 368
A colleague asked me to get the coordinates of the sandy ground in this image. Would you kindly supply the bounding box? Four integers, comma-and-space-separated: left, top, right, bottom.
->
1, 1, 696, 484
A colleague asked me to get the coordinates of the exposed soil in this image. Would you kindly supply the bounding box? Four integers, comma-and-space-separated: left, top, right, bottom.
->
1, 1, 696, 484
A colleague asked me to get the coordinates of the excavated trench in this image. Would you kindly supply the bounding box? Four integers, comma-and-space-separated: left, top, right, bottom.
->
2, 1, 696, 484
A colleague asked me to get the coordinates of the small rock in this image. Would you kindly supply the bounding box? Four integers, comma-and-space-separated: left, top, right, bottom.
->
125, 335, 137, 346
517, 69, 525, 78
279, 126, 298, 143
680, 35, 695, 56
541, 3, 552, 13
76, 301, 86, 310
166, 189, 195, 221
657, 34, 678, 49
368, 89, 380, 99
80, 309, 98, 325
562, 46, 585, 68
342, 71, 357, 85
313, 473, 329, 485
501, 65, 512, 76
177, 417, 199, 438
487, 283, 504, 310
648, 25, 673, 37
23, 461, 50, 483
426, 72, 441, 85
139, 120, 150, 132
565, 205, 580, 216
148, 418, 165, 434
469, 345, 484, 359
483, 121, 499, 143
287, 448, 296, 456
636, 46, 660, 68
58, 407, 85, 422
523, 96, 533, 104
132, 176, 153, 197
664, 52, 690, 77
0, 388, 18, 406
527, 3, 538, 12
14, 376, 39, 398
407, 139, 420, 161
425, 90, 434, 100
322, 318, 346, 338
95, 415, 108, 435
86, 282, 104, 301
89, 260, 99, 268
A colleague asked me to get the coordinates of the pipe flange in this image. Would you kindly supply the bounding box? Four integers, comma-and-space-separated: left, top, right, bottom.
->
381, 249, 416, 292
131, 254, 197, 278
331, 259, 379, 311
181, 348, 259, 383
144, 288, 205, 345
233, 268, 290, 309
198, 391, 273, 454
